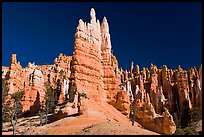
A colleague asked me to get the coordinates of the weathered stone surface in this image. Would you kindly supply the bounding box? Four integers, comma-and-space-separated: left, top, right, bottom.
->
149, 73, 158, 112
198, 65, 202, 112
161, 65, 174, 113
176, 66, 192, 112
6, 54, 24, 95
121, 62, 202, 134
3, 54, 72, 114
72, 8, 103, 102
133, 88, 176, 135
54, 53, 72, 79
71, 8, 126, 113
114, 90, 130, 116
21, 89, 40, 113
2, 66, 9, 79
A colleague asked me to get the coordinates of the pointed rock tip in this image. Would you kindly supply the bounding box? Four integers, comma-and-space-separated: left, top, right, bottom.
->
79, 19, 83, 22
79, 19, 84, 25
91, 8, 95, 14
90, 8, 96, 17
102, 16, 107, 22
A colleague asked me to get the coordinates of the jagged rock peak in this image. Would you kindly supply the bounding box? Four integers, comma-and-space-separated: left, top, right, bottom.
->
101, 16, 109, 34
162, 65, 167, 69
178, 65, 183, 72
11, 54, 17, 63
77, 19, 85, 31
90, 8, 96, 24
130, 61, 134, 73
27, 62, 37, 69
9, 53, 22, 69
101, 16, 111, 51
199, 64, 202, 69
135, 65, 140, 75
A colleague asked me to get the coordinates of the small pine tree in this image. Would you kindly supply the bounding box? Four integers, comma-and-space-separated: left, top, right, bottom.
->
2, 78, 8, 104
129, 103, 136, 126
38, 100, 46, 126
68, 82, 77, 102
173, 112, 181, 128
188, 107, 202, 124
2, 78, 9, 124
3, 90, 25, 135
157, 100, 163, 115
44, 82, 56, 124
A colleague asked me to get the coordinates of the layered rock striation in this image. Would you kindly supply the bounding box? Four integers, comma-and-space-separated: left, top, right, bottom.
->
71, 8, 128, 115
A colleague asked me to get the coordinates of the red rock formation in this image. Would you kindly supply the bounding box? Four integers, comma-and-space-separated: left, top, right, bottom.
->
149, 65, 158, 113
54, 53, 72, 79
134, 90, 176, 135
71, 8, 125, 108
187, 65, 202, 111
20, 63, 45, 113
2, 66, 9, 79
161, 65, 174, 113
176, 66, 192, 112
71, 8, 103, 102
3, 54, 72, 113
6, 54, 24, 95
198, 65, 202, 111
121, 62, 202, 134
114, 90, 130, 116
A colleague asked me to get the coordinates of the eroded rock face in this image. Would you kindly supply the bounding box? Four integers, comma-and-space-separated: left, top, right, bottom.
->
120, 62, 202, 134
71, 8, 126, 112
3, 54, 72, 114
2, 66, 9, 79
161, 65, 174, 113
133, 87, 176, 135
198, 65, 202, 112
114, 90, 130, 116
72, 8, 103, 102
176, 68, 192, 112
6, 54, 24, 95
101, 16, 122, 105
54, 53, 72, 79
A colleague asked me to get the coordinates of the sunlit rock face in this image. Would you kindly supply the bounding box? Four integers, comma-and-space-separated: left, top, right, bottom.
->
71, 8, 125, 110
72, 8, 103, 102
6, 54, 24, 95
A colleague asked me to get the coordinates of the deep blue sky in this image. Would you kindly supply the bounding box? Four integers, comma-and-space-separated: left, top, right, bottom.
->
2, 2, 202, 71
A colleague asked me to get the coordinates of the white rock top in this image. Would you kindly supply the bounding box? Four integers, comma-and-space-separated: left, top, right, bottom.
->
76, 8, 112, 51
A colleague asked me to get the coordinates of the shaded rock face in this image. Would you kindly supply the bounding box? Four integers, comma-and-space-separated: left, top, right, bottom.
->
176, 70, 192, 112
161, 65, 174, 113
